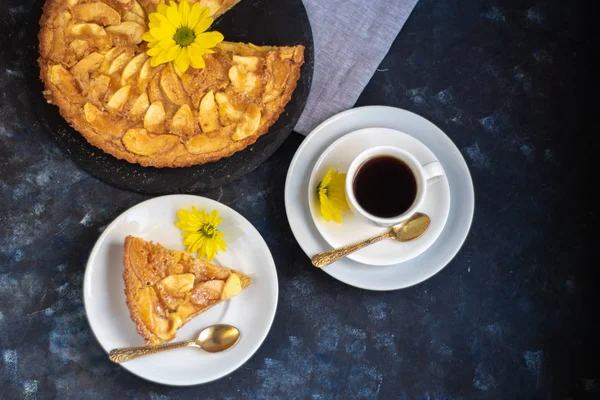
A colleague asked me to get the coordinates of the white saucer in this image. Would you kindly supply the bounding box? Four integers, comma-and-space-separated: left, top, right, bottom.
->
83, 195, 278, 386
285, 106, 474, 291
307, 128, 451, 266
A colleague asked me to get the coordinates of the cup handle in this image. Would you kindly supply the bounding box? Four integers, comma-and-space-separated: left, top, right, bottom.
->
422, 161, 444, 184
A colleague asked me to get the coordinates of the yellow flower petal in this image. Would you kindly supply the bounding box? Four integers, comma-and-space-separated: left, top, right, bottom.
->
158, 38, 176, 50
155, 52, 170, 65
193, 13, 213, 34
149, 56, 162, 67
208, 209, 222, 226
195, 233, 206, 247
322, 170, 333, 186
194, 31, 223, 48
166, 3, 182, 27
181, 231, 196, 239
174, 49, 191, 73
177, 221, 201, 232
189, 49, 206, 69
177, 208, 191, 219
183, 232, 201, 245
317, 168, 348, 223
167, 45, 182, 62
157, 3, 169, 16
189, 42, 209, 55
192, 207, 207, 221
142, 31, 156, 42
187, 3, 202, 28
218, 240, 226, 252
186, 209, 204, 224
147, 45, 163, 57
205, 241, 215, 261
319, 196, 334, 222
192, 241, 200, 253
178, 0, 190, 26
150, 26, 175, 41
323, 199, 342, 223
149, 13, 168, 25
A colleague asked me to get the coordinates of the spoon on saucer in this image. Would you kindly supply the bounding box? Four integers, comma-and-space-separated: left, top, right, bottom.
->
108, 324, 240, 363
311, 213, 431, 268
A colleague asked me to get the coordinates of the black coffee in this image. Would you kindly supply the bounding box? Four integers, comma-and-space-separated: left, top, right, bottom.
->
352, 156, 417, 218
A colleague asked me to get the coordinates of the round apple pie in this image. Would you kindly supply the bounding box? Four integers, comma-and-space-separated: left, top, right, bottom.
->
38, 0, 305, 167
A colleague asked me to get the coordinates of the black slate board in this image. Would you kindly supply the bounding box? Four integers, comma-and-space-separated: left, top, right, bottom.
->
25, 0, 313, 194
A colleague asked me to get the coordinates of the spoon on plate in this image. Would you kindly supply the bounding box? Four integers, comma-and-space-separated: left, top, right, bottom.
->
311, 213, 431, 268
109, 324, 240, 363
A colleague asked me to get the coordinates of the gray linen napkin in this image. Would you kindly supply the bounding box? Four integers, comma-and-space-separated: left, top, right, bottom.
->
295, 0, 418, 135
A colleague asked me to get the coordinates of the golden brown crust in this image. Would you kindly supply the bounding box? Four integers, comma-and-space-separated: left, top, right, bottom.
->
123, 236, 251, 345
38, 0, 304, 168
123, 236, 155, 343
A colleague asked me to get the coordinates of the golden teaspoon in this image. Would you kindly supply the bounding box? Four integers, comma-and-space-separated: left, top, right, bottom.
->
108, 324, 240, 363
311, 213, 431, 268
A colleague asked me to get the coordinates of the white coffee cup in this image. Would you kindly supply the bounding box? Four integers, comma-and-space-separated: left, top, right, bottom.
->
345, 145, 444, 227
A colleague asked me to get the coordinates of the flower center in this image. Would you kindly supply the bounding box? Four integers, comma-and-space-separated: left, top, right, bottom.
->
316, 182, 328, 197
173, 26, 195, 47
200, 223, 216, 238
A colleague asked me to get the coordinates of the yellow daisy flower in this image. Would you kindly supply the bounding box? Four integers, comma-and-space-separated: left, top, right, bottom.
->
175, 207, 226, 261
317, 168, 348, 223
142, 0, 224, 73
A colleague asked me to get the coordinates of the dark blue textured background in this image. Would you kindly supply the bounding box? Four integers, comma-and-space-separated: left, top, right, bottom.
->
0, 0, 594, 399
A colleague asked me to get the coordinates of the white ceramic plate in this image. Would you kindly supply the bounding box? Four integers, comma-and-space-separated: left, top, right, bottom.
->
285, 106, 474, 290
307, 128, 451, 266
83, 195, 278, 386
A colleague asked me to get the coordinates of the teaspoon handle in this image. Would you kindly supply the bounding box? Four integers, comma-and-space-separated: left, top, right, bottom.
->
109, 340, 195, 363
311, 231, 393, 268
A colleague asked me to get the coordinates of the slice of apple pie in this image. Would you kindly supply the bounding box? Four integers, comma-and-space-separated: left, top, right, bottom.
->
123, 236, 251, 344
38, 0, 305, 167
